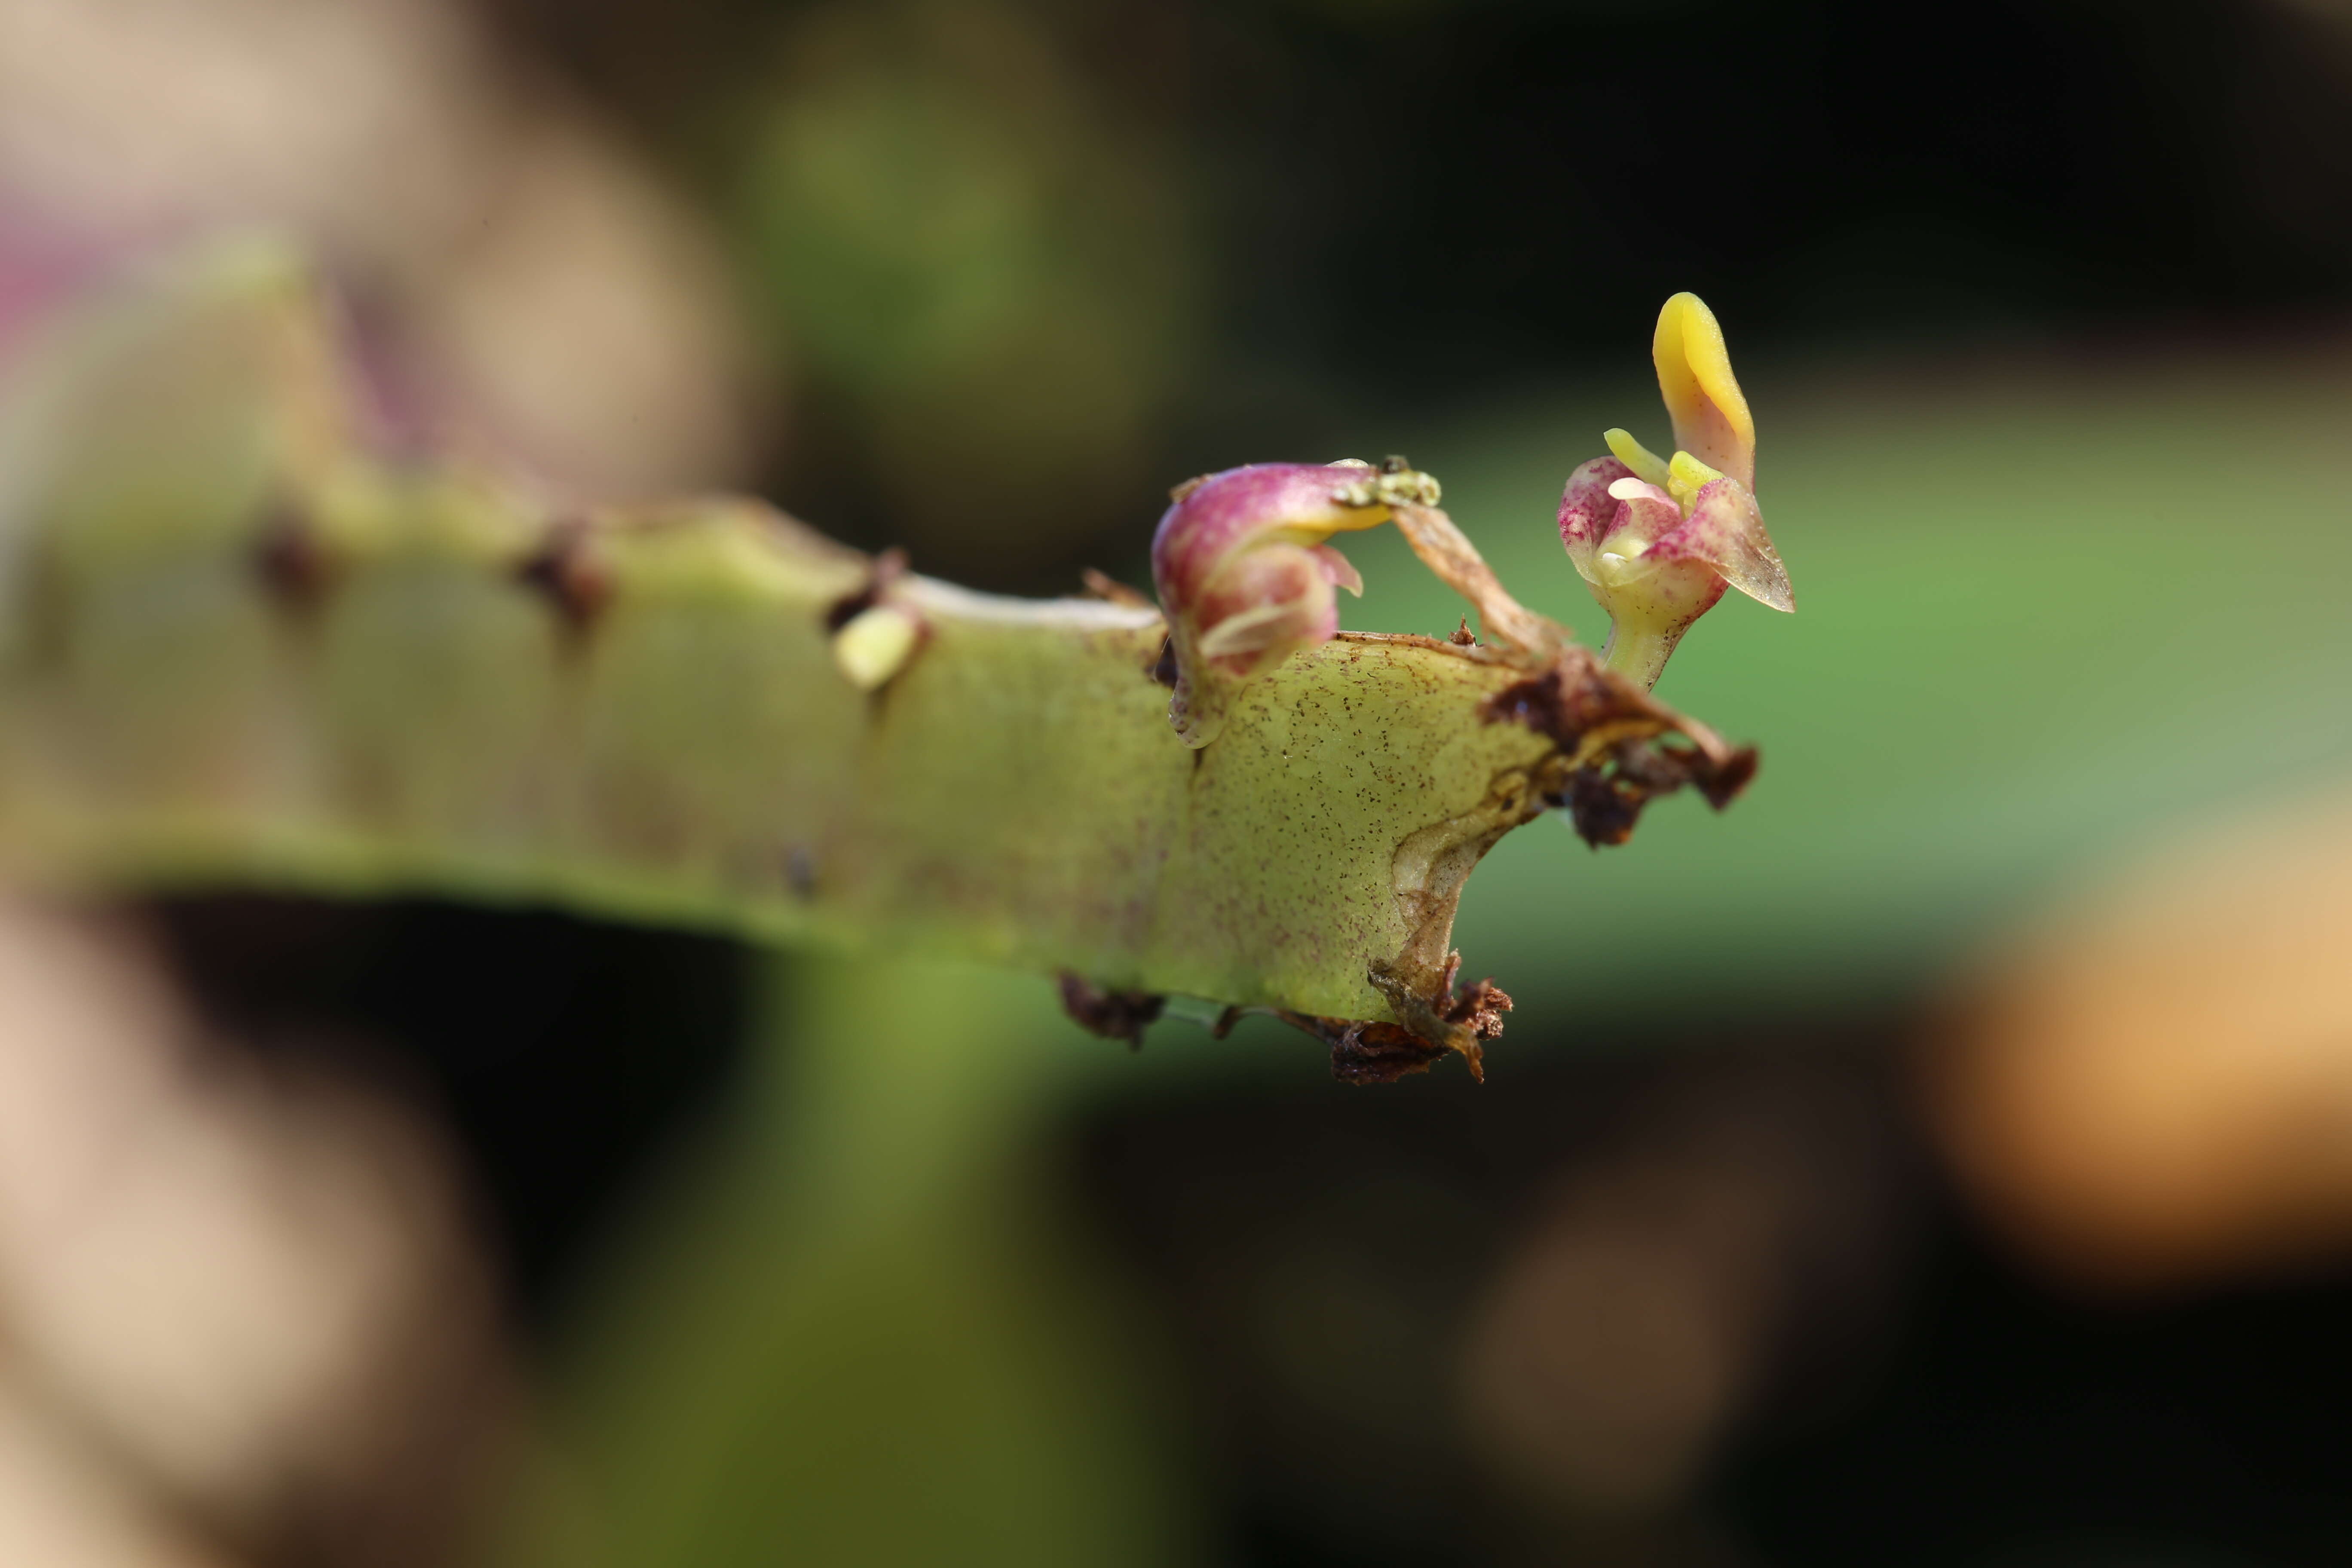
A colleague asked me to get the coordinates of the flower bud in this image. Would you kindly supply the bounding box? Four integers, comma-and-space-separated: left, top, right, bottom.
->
1151, 458, 1435, 747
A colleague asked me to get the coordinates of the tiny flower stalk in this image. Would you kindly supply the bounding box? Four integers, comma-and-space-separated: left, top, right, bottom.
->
1558, 293, 1794, 689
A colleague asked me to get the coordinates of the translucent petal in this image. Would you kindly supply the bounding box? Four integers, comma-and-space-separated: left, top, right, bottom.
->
1311, 543, 1363, 597
1657, 477, 1794, 612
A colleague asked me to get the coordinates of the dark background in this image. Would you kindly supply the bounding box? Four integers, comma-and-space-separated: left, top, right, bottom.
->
469, 0, 2352, 583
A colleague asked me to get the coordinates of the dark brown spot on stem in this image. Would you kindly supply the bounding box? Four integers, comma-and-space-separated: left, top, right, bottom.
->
252, 503, 334, 616
515, 516, 613, 634
1148, 634, 1179, 689
824, 547, 908, 633
1479, 659, 1635, 745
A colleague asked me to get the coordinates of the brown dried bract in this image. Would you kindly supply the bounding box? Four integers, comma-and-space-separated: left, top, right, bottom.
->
1559, 740, 1760, 848
514, 515, 614, 633
1475, 652, 1757, 847
1363, 951, 1511, 1082
1442, 967, 1513, 1045
1478, 656, 1671, 757
1079, 567, 1155, 609
1276, 1012, 1453, 1085
1147, 633, 1179, 689
252, 500, 334, 616
823, 546, 910, 633
1057, 972, 1166, 1050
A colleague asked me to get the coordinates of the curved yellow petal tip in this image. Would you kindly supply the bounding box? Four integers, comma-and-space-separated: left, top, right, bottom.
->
1653, 292, 1755, 490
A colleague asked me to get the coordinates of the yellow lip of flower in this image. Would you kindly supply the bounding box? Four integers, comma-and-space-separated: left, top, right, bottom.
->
1651, 291, 1755, 490
1596, 294, 1756, 489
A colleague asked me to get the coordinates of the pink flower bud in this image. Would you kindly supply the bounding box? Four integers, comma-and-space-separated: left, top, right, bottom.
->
1151, 459, 1434, 747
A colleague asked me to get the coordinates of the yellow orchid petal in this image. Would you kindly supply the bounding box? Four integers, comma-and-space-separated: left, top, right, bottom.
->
1652, 292, 1755, 490
1602, 427, 1672, 489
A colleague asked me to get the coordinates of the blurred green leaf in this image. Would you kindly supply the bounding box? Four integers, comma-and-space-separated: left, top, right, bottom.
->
500, 954, 1197, 1568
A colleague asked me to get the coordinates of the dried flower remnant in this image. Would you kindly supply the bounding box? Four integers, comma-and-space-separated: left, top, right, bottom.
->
1151, 457, 1439, 747
1558, 294, 1794, 689
1057, 972, 1166, 1050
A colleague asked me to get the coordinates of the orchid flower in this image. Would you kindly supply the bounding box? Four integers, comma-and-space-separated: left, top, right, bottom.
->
1151, 457, 1437, 747
1557, 293, 1793, 689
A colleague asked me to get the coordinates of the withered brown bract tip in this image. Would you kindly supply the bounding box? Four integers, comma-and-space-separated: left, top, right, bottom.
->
1311, 1018, 1454, 1085
1697, 746, 1761, 809
1079, 567, 1155, 609
1562, 742, 1759, 848
514, 516, 613, 633
822, 546, 910, 633
252, 501, 334, 614
1146, 634, 1179, 689
1057, 972, 1167, 1050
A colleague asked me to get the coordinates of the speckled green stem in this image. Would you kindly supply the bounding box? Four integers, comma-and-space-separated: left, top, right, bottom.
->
0, 242, 1752, 1071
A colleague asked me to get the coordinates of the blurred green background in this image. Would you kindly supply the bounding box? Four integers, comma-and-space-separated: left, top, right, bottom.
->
3, 0, 2352, 1565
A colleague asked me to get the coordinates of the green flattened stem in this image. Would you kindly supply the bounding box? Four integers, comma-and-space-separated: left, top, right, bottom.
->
0, 243, 1763, 1078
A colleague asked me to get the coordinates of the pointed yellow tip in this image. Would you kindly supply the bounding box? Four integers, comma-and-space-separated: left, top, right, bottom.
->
1602, 428, 1672, 489
1652, 293, 1755, 488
